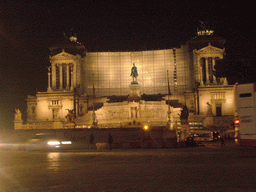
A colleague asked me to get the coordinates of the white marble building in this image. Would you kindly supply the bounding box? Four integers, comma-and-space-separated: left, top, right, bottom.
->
14, 30, 234, 130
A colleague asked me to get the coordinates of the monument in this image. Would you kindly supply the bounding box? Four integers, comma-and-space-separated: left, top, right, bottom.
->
73, 63, 181, 129
16, 31, 235, 131
14, 109, 23, 129
128, 63, 141, 101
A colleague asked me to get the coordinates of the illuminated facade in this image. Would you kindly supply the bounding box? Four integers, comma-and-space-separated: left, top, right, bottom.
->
85, 47, 192, 96
14, 30, 235, 130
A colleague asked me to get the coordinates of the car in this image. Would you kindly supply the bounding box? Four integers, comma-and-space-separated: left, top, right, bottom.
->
185, 136, 198, 147
27, 133, 72, 151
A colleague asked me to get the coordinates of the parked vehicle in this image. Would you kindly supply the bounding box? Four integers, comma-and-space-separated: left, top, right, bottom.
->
191, 130, 214, 142
235, 83, 256, 146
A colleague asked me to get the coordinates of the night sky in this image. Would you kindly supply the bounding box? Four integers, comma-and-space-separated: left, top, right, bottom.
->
0, 1, 255, 129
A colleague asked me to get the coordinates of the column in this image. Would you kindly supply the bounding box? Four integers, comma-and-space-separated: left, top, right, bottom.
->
212, 57, 217, 84
70, 65, 74, 90
205, 57, 210, 85
52, 64, 56, 90
59, 64, 63, 90
47, 67, 52, 92
73, 62, 76, 88
66, 64, 70, 90
199, 57, 204, 86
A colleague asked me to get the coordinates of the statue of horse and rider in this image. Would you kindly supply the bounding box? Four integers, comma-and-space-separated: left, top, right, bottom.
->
130, 63, 138, 83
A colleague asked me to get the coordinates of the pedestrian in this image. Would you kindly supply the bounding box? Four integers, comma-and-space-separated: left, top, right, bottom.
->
220, 136, 225, 147
89, 133, 94, 149
108, 133, 113, 150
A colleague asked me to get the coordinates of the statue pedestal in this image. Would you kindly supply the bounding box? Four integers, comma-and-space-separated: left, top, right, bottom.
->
203, 116, 214, 128
65, 123, 75, 129
53, 121, 64, 129
14, 121, 23, 130
128, 82, 141, 101
179, 124, 190, 142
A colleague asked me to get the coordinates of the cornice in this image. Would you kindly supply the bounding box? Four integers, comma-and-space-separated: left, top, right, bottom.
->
49, 49, 76, 61
194, 43, 225, 56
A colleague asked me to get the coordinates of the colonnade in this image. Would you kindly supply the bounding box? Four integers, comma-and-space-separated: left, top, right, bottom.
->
199, 57, 218, 86
47, 63, 74, 91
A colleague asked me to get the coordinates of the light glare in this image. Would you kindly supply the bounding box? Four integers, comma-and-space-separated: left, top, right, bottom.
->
47, 141, 61, 145
61, 141, 72, 144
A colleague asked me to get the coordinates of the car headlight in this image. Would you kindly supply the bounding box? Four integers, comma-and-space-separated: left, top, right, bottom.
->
61, 141, 72, 145
47, 141, 61, 145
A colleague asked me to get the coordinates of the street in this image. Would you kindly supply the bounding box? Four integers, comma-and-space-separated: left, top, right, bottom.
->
0, 141, 255, 192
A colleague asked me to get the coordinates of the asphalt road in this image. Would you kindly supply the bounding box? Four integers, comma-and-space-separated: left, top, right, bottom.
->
0, 141, 255, 192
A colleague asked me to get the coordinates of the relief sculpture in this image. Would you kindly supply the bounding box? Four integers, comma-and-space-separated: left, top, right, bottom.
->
107, 109, 129, 120
141, 108, 164, 118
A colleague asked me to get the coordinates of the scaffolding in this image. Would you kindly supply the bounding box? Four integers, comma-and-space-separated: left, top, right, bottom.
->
85, 48, 192, 97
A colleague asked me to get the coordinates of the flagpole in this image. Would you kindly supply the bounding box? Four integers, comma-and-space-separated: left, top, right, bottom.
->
92, 73, 97, 128
93, 83, 95, 114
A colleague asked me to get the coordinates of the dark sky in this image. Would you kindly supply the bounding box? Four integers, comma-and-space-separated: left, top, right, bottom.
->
0, 1, 255, 129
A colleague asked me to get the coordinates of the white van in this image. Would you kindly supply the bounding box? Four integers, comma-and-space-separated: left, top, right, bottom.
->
234, 83, 256, 146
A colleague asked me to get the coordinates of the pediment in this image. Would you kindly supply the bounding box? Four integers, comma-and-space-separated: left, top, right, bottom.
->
194, 43, 225, 56
50, 49, 76, 60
